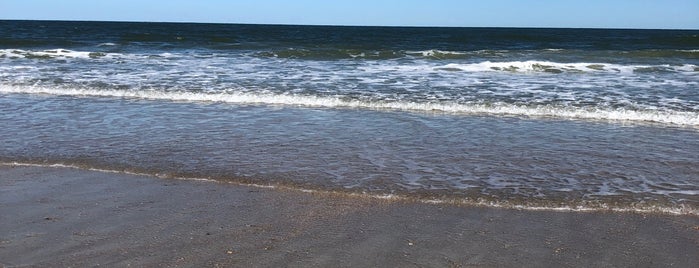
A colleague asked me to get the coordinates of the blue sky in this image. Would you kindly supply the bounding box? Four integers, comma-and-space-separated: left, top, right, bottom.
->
1, 0, 698, 29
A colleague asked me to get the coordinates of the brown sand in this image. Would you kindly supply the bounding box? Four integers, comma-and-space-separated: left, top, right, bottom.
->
1, 165, 697, 267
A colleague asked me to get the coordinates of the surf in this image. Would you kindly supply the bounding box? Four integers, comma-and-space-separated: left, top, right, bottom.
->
2, 84, 698, 127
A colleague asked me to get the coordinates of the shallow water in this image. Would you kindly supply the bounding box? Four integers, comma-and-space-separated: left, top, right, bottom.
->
2, 94, 698, 214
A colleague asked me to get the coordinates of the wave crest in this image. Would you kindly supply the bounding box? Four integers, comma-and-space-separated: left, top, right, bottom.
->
2, 85, 697, 127
0, 48, 120, 59
435, 61, 699, 74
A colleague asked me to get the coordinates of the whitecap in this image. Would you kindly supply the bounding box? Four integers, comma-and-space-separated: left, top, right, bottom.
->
0, 48, 122, 59
2, 84, 698, 127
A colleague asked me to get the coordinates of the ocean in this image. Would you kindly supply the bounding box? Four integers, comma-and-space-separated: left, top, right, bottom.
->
1, 20, 698, 215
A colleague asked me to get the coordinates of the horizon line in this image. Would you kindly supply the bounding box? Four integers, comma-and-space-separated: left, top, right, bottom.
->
2, 18, 698, 31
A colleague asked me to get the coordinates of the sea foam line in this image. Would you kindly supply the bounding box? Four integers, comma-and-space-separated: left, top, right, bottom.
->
2, 162, 696, 216
1, 85, 698, 127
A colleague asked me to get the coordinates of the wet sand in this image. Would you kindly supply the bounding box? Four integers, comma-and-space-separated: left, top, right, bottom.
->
1, 165, 697, 267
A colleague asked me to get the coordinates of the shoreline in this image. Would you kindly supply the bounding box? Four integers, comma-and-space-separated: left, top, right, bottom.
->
4, 162, 695, 216
1, 165, 698, 267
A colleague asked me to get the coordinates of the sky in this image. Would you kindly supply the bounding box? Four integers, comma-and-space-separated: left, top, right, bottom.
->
1, 0, 698, 29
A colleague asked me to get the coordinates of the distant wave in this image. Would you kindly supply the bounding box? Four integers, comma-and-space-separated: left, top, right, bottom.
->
433, 61, 699, 74
253, 48, 406, 60
3, 48, 697, 75
253, 48, 512, 60
6, 47, 504, 61
253, 48, 699, 61
0, 48, 175, 60
2, 85, 697, 127
0, 48, 122, 59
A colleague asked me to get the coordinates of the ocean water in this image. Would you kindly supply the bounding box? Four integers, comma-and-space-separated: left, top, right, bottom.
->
1, 20, 698, 214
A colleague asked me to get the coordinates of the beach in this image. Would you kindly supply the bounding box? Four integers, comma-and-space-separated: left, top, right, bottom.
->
1, 21, 699, 267
1, 165, 697, 267
2, 21, 699, 215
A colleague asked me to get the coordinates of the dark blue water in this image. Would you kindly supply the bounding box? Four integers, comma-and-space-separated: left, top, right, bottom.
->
1, 20, 698, 214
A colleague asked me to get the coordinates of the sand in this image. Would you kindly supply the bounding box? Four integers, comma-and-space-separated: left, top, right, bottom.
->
1, 165, 697, 267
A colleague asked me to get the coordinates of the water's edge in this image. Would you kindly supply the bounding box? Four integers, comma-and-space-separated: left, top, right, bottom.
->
4, 162, 696, 216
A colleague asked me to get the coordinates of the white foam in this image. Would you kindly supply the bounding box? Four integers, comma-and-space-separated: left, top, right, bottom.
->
0, 48, 122, 60
406, 49, 467, 57
2, 84, 698, 127
356, 60, 698, 77
434, 61, 698, 74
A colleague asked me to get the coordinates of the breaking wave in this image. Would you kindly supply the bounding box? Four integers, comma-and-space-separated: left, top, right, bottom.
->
0, 48, 122, 59
434, 61, 699, 74
2, 85, 697, 127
